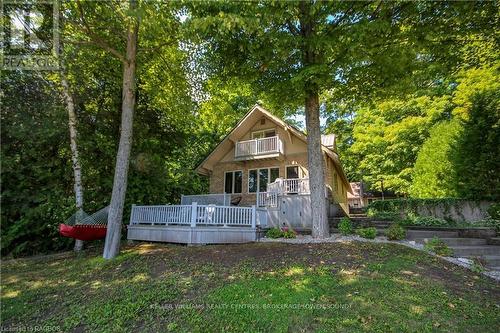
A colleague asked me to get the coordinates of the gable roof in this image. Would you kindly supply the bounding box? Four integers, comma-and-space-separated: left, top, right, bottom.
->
195, 104, 351, 192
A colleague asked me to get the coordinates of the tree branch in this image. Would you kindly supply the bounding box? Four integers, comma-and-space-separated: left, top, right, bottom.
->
75, 0, 127, 64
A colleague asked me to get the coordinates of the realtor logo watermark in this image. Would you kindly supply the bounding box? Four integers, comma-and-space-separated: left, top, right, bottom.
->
1, 0, 59, 70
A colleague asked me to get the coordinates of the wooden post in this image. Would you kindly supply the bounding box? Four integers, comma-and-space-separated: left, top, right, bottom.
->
129, 204, 135, 225
251, 205, 256, 228
191, 202, 197, 228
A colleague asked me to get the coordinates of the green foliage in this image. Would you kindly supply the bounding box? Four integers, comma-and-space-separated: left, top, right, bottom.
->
470, 257, 486, 273
368, 198, 485, 224
410, 120, 461, 198
401, 215, 450, 227
266, 228, 283, 239
452, 89, 500, 200
366, 208, 401, 221
355, 227, 377, 239
342, 65, 499, 199
461, 219, 500, 233
424, 237, 453, 256
338, 217, 354, 235
265, 227, 296, 239
386, 224, 406, 241
350, 96, 452, 195
0, 17, 209, 256
487, 203, 500, 220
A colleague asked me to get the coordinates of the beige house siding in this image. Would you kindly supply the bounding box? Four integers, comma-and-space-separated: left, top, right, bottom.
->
197, 105, 351, 215
210, 153, 309, 206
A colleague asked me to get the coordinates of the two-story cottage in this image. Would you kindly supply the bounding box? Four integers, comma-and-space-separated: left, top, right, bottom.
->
195, 104, 352, 229
127, 104, 352, 244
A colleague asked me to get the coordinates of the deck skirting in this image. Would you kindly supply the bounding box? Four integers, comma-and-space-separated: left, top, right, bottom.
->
127, 225, 258, 244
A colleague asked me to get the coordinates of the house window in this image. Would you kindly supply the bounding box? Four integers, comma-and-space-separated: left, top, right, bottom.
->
248, 169, 257, 193
224, 171, 242, 194
286, 165, 299, 179
251, 129, 276, 139
248, 167, 280, 192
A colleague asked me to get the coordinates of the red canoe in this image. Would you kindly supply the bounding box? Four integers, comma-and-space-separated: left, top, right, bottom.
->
59, 224, 107, 241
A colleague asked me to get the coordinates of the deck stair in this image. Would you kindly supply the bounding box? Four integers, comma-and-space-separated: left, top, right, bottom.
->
329, 215, 393, 233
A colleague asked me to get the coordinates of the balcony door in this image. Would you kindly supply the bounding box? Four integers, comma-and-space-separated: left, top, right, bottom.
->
251, 129, 275, 139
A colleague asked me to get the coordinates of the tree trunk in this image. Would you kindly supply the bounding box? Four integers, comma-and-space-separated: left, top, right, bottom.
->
59, 66, 85, 252
300, 1, 329, 238
102, 3, 139, 259
304, 87, 329, 238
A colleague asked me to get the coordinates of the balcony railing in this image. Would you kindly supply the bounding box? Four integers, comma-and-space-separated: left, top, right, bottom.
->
267, 178, 310, 194
235, 136, 283, 158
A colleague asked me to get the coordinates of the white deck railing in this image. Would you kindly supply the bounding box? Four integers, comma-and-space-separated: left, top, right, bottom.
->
130, 203, 267, 227
267, 178, 310, 194
257, 192, 278, 207
235, 136, 283, 158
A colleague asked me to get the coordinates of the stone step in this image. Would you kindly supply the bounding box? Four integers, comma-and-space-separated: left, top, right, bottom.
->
330, 228, 386, 235
407, 230, 459, 239
488, 237, 500, 246
481, 255, 500, 266
413, 237, 487, 246
450, 246, 500, 257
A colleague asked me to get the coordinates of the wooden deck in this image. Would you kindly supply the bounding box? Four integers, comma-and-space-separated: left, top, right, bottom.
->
127, 203, 266, 245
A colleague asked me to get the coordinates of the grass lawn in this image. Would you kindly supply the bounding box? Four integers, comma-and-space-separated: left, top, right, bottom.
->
2, 241, 499, 332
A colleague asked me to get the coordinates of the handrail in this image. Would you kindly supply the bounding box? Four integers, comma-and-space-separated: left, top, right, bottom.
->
235, 136, 283, 157
130, 203, 265, 228
267, 178, 310, 194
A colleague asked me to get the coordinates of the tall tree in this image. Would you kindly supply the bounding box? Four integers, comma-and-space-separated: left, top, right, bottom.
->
101, 0, 139, 259
66, 0, 140, 258
59, 62, 85, 252
189, 1, 496, 237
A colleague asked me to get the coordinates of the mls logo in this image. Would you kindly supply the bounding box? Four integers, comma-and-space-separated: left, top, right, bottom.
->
1, 0, 59, 70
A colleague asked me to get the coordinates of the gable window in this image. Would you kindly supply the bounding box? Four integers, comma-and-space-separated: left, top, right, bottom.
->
248, 167, 280, 193
251, 129, 276, 139
224, 171, 242, 194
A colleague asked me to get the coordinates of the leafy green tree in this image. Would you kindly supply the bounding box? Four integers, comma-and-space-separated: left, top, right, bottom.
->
410, 120, 461, 198
452, 90, 500, 200
188, 1, 497, 236
350, 95, 453, 194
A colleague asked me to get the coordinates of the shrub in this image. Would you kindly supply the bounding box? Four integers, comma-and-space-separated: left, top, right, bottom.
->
355, 227, 377, 239
413, 216, 450, 227
424, 237, 453, 256
400, 213, 450, 227
266, 228, 283, 239
480, 219, 500, 233
366, 208, 400, 221
338, 217, 354, 235
487, 203, 500, 220
470, 257, 485, 273
283, 230, 296, 239
386, 224, 406, 240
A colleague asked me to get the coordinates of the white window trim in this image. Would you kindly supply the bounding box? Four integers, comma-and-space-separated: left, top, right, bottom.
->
251, 128, 276, 139
248, 167, 280, 193
224, 170, 243, 194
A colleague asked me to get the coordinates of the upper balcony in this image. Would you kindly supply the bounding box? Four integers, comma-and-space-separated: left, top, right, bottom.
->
234, 136, 284, 161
